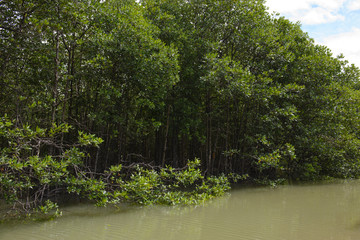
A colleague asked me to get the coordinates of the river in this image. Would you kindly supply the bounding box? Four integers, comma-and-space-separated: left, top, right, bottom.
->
1, 180, 360, 240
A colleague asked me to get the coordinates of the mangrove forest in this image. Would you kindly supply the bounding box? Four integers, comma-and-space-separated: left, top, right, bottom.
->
1, 0, 360, 217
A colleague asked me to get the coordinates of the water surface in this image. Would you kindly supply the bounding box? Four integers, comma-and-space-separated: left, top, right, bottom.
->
1, 180, 360, 240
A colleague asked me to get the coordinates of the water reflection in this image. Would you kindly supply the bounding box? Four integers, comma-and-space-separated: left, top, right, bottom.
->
1, 180, 360, 240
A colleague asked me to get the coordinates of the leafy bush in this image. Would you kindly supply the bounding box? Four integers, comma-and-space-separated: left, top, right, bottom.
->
0, 116, 103, 217
106, 158, 244, 206
0, 117, 241, 219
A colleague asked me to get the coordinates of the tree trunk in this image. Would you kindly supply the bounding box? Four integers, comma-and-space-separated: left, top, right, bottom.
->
162, 105, 171, 167
52, 31, 60, 123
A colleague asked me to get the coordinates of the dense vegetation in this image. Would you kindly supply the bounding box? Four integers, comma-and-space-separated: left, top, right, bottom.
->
1, 0, 360, 217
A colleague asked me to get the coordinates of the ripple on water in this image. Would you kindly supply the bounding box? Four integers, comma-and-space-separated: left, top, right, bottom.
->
1, 180, 360, 240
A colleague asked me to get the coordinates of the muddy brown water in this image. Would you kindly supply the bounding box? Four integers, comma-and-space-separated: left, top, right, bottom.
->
1, 180, 360, 240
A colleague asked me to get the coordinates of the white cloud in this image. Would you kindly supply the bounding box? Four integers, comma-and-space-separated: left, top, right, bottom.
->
293, 7, 345, 24
322, 28, 360, 67
347, 0, 360, 11
266, 0, 346, 13
266, 0, 310, 14
265, 0, 360, 67
266, 0, 347, 25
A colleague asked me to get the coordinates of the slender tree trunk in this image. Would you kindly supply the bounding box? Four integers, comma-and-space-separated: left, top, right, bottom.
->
172, 126, 179, 167
206, 91, 212, 174
239, 103, 249, 174
52, 31, 60, 123
162, 105, 171, 167
94, 147, 100, 173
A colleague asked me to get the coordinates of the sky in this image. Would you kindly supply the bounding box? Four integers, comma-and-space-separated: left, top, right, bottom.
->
265, 0, 360, 67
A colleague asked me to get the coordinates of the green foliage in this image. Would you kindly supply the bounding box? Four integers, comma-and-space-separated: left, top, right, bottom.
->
37, 200, 62, 218
0, 118, 233, 218
78, 131, 104, 147
0, 117, 104, 216
106, 158, 236, 206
